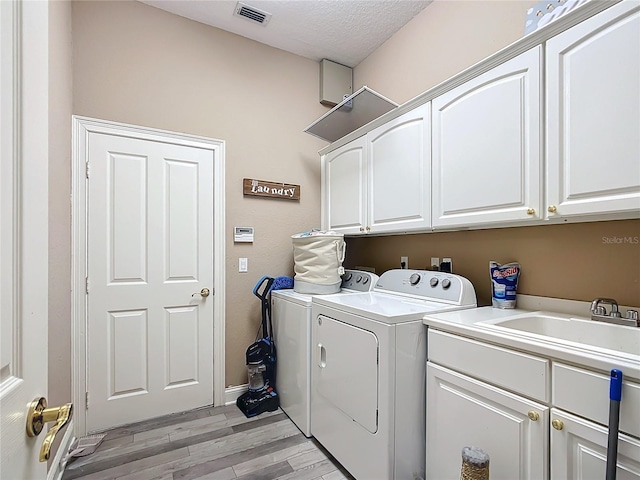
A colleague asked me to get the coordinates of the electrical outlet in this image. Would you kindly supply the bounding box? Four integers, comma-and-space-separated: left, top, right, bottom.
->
400, 256, 408, 269
430, 257, 440, 269
239, 257, 248, 273
442, 257, 452, 273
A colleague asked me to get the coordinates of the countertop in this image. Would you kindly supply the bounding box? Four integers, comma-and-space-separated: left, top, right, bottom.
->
423, 306, 640, 382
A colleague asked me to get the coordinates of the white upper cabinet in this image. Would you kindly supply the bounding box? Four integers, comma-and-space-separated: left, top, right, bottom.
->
546, 1, 640, 220
320, 1, 639, 235
367, 103, 431, 234
322, 136, 367, 235
322, 104, 430, 234
432, 46, 543, 229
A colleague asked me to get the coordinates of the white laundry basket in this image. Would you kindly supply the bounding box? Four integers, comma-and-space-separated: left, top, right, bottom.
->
291, 231, 346, 294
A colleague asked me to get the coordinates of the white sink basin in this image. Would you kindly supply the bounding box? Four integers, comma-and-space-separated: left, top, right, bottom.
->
481, 313, 640, 356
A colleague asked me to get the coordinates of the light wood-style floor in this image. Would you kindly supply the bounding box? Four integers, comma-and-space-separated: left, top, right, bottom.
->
62, 405, 354, 480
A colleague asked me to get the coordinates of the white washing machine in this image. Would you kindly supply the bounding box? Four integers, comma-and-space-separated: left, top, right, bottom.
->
310, 269, 477, 480
271, 269, 379, 437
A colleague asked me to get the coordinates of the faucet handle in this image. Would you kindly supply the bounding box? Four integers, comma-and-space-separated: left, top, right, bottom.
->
593, 305, 607, 316
591, 298, 619, 314
626, 310, 639, 321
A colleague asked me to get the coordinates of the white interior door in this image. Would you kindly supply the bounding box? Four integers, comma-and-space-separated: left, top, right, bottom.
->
1, 1, 49, 477
86, 132, 215, 432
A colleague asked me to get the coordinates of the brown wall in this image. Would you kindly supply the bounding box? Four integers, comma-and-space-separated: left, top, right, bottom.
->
345, 219, 640, 308
71, 0, 327, 388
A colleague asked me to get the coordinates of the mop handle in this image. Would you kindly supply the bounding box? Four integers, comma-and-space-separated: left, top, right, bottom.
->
606, 369, 623, 480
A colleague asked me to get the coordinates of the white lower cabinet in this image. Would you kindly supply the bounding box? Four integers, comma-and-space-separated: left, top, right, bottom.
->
426, 362, 548, 480
426, 329, 640, 480
551, 408, 640, 480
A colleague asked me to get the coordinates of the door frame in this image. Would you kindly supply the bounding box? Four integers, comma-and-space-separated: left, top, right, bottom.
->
71, 116, 226, 435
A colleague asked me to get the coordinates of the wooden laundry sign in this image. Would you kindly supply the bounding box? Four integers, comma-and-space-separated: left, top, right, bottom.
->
243, 178, 300, 200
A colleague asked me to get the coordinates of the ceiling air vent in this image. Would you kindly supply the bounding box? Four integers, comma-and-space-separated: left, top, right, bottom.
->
234, 2, 272, 25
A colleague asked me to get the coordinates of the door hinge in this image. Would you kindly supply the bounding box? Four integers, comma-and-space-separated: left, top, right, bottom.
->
85, 276, 89, 294
85, 161, 90, 179
85, 391, 89, 408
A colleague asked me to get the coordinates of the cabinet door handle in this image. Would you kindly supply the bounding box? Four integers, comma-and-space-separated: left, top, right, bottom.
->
548, 205, 557, 213
527, 410, 539, 421
359, 227, 365, 232
552, 419, 564, 430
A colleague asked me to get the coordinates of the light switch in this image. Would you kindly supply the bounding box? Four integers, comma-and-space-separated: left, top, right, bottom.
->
239, 258, 248, 273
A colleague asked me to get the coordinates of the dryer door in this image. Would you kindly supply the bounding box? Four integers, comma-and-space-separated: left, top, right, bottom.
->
315, 314, 379, 433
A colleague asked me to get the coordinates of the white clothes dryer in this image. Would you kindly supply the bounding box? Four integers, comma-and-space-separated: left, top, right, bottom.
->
310, 269, 477, 480
271, 269, 378, 437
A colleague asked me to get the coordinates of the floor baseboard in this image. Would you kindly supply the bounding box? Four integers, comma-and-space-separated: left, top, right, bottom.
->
48, 419, 75, 480
224, 384, 248, 405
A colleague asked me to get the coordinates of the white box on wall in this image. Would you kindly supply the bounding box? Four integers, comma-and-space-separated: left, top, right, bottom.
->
320, 59, 353, 106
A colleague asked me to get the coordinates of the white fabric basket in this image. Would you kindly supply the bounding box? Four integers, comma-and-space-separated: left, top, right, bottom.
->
291, 231, 346, 294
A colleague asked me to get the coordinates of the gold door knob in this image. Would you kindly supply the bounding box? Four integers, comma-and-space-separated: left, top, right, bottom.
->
192, 288, 210, 298
528, 410, 539, 421
552, 419, 564, 430
527, 208, 535, 215
26, 397, 73, 462
548, 205, 557, 213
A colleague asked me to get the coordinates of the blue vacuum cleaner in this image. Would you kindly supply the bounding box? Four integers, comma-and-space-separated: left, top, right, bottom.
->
236, 276, 280, 418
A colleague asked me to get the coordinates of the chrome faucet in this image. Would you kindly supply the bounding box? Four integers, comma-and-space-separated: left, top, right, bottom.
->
590, 298, 639, 327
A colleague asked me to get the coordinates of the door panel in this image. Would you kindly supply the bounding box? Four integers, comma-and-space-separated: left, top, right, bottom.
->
368, 104, 431, 232
432, 47, 542, 227
109, 309, 148, 397
1, 1, 49, 477
546, 2, 640, 217
165, 159, 199, 281
427, 363, 548, 480
87, 133, 214, 431
551, 409, 640, 480
323, 137, 367, 233
315, 315, 378, 433
109, 152, 147, 283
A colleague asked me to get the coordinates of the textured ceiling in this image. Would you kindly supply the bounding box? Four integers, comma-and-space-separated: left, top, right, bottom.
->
140, 0, 432, 67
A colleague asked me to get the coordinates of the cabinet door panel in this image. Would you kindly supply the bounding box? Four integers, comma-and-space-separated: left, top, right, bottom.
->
546, 1, 640, 218
432, 47, 542, 228
427, 362, 548, 480
551, 409, 640, 480
368, 104, 431, 233
322, 136, 367, 234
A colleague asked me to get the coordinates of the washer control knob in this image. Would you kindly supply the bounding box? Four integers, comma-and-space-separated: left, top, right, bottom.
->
442, 278, 451, 289
410, 273, 421, 285
343, 273, 352, 282
429, 277, 439, 287
356, 275, 362, 283
362, 276, 369, 285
